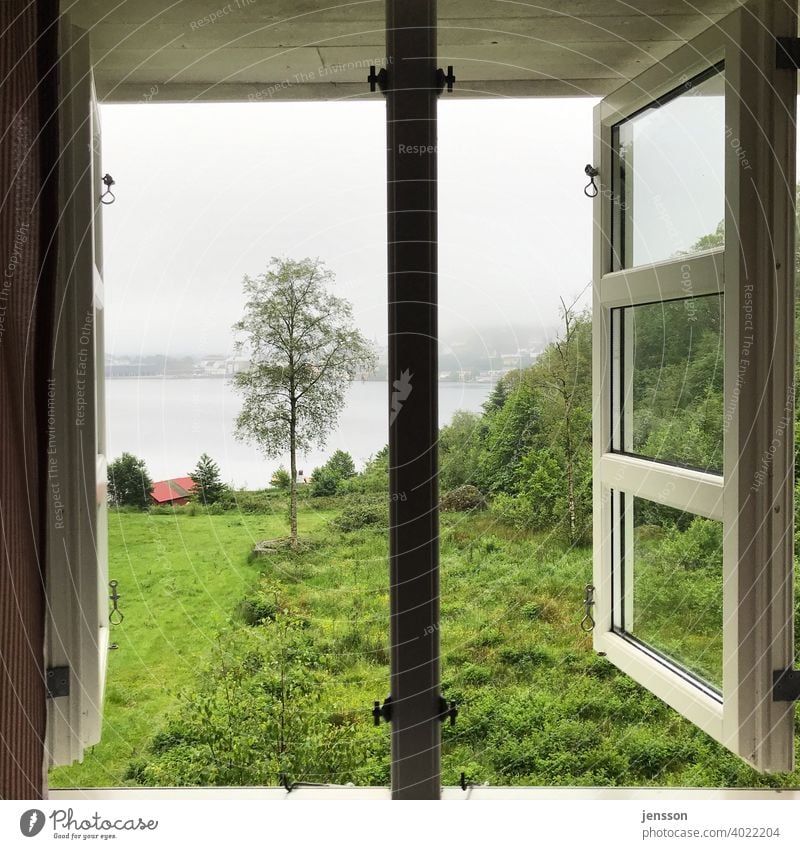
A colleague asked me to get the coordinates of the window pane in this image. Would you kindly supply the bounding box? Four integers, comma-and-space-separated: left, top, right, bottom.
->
613, 66, 725, 269
614, 294, 724, 473
616, 494, 723, 692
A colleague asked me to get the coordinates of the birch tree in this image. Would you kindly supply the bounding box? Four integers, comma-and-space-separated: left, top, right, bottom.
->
232, 257, 375, 544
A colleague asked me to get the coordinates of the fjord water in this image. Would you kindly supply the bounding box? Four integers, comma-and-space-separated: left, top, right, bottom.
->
106, 377, 492, 488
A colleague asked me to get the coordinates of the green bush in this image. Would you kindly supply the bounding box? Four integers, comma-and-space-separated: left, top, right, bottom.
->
338, 446, 388, 495
131, 618, 374, 787
310, 450, 357, 497
237, 591, 280, 626
270, 466, 291, 489
657, 516, 723, 572
330, 501, 387, 532
520, 601, 544, 620
216, 489, 286, 514
489, 492, 533, 528
440, 484, 486, 512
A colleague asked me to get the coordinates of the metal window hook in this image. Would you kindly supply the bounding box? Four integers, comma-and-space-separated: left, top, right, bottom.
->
109, 579, 124, 625
101, 173, 116, 205
583, 164, 599, 198
580, 583, 595, 632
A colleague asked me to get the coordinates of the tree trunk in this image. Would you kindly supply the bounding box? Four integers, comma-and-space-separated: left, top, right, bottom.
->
289, 438, 298, 545
565, 407, 577, 545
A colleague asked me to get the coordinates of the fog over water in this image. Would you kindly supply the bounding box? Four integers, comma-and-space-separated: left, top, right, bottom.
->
107, 378, 492, 489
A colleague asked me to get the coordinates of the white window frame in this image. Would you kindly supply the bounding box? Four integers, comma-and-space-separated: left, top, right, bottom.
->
45, 21, 108, 768
592, 0, 797, 772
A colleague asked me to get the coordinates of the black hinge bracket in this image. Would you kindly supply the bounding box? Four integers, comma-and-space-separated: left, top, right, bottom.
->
776, 37, 800, 69
436, 65, 456, 95
367, 65, 388, 94
372, 696, 392, 725
773, 669, 800, 701
439, 697, 458, 725
46, 666, 70, 699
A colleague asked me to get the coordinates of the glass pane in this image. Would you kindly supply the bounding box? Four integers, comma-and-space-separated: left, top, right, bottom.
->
613, 66, 725, 269
617, 494, 723, 691
615, 294, 724, 473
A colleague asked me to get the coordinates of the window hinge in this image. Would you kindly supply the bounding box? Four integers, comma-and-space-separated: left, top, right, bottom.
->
436, 65, 456, 95
772, 669, 800, 702
372, 695, 392, 725
367, 65, 388, 94
776, 37, 800, 69
439, 697, 458, 726
46, 666, 70, 699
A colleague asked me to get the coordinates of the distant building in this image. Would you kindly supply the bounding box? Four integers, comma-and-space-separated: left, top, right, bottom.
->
225, 356, 250, 376
197, 356, 228, 376
150, 477, 195, 506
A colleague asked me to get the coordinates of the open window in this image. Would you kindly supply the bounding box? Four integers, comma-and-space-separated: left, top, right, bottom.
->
592, 0, 797, 773
45, 22, 108, 767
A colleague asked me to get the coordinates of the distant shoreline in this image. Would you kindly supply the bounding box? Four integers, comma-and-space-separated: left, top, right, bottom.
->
104, 374, 499, 384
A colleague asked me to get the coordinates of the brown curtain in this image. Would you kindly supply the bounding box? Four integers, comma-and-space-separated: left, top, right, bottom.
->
0, 0, 59, 799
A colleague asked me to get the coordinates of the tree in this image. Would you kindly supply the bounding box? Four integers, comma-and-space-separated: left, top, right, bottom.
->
232, 257, 376, 544
439, 410, 482, 491
529, 299, 593, 545
189, 453, 228, 505
482, 377, 509, 414
310, 450, 356, 497
108, 453, 153, 509
476, 378, 541, 496
270, 466, 291, 489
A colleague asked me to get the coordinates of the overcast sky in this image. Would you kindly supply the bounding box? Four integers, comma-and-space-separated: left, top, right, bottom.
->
101, 98, 597, 358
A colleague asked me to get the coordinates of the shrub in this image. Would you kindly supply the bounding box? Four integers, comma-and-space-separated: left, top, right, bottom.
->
658, 516, 723, 571
310, 450, 357, 497
270, 466, 291, 489
520, 600, 544, 620
338, 446, 388, 495
458, 663, 492, 686
108, 452, 153, 509
489, 492, 533, 528
330, 501, 387, 532
131, 618, 368, 787
440, 485, 486, 512
237, 590, 280, 626
217, 489, 285, 514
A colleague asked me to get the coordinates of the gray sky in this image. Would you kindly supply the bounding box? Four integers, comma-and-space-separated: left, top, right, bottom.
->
101, 98, 597, 357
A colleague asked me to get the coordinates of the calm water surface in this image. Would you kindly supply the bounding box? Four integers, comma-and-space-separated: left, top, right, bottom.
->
106, 378, 492, 488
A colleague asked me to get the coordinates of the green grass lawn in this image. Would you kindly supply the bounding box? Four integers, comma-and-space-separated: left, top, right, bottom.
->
48, 504, 334, 788
50, 500, 800, 789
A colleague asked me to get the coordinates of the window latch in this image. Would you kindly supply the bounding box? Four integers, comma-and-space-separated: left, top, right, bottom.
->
581, 583, 596, 631
109, 579, 124, 625
100, 173, 116, 205
372, 695, 392, 725
583, 165, 599, 199
773, 669, 800, 702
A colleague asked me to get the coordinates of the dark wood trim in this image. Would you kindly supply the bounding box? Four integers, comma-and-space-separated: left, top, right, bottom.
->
385, 0, 441, 800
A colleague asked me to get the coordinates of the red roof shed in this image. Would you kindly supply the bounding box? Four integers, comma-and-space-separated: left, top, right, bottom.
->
150, 477, 195, 506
